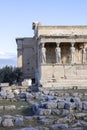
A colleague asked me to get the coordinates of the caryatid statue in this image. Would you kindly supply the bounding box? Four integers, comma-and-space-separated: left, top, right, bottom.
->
41, 43, 46, 63
83, 43, 86, 64
70, 43, 75, 64
55, 43, 61, 64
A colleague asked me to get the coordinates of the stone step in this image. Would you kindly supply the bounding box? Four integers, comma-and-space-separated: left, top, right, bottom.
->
43, 79, 87, 89
43, 83, 87, 90
47, 80, 87, 83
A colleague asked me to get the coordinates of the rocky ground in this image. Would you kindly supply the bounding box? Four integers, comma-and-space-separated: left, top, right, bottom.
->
0, 87, 87, 129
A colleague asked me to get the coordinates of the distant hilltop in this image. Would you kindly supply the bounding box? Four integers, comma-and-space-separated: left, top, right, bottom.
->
0, 58, 17, 67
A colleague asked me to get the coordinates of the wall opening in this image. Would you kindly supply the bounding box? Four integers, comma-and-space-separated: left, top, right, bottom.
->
60, 43, 70, 64
75, 43, 83, 64
45, 43, 56, 63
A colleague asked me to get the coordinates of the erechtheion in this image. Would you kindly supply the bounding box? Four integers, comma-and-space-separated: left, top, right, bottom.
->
16, 22, 87, 89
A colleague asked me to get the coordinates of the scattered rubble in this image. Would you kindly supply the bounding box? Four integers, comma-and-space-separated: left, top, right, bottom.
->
0, 84, 87, 129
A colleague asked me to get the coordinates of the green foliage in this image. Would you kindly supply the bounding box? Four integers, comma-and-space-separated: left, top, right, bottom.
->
0, 66, 23, 85
13, 67, 23, 83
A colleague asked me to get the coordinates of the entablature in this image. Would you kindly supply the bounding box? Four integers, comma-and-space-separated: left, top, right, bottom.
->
38, 35, 87, 44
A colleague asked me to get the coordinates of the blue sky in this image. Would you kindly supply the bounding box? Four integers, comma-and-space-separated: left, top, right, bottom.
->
0, 0, 87, 64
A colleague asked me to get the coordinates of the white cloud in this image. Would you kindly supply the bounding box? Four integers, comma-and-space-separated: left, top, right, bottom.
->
0, 51, 16, 59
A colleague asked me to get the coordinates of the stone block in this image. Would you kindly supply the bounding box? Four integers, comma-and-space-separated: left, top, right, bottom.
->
45, 101, 57, 109
0, 90, 7, 99
2, 118, 14, 127
36, 108, 51, 115
64, 102, 75, 110
75, 113, 87, 119
0, 106, 3, 110
82, 101, 87, 110
14, 117, 24, 126
39, 118, 53, 125
0, 83, 9, 87
57, 101, 65, 109
6, 92, 14, 99
4, 105, 16, 110
61, 109, 70, 116
51, 109, 60, 115
49, 123, 68, 130
22, 79, 32, 87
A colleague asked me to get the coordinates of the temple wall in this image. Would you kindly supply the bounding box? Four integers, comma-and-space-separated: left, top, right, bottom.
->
40, 64, 87, 84
22, 38, 36, 79
18, 38, 37, 79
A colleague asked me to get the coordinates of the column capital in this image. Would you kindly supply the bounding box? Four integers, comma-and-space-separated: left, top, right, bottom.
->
71, 42, 75, 47
83, 42, 87, 47
56, 42, 60, 47
40, 42, 45, 47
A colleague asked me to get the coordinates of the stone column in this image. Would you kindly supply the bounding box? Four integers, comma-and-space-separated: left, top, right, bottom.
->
41, 43, 46, 64
70, 43, 75, 64
55, 43, 61, 64
82, 43, 86, 64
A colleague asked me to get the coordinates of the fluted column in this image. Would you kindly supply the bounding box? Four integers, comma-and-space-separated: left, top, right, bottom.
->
41, 43, 46, 64
70, 43, 75, 64
82, 43, 86, 64
55, 43, 61, 64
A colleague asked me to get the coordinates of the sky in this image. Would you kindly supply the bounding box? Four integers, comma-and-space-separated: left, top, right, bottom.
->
0, 0, 87, 66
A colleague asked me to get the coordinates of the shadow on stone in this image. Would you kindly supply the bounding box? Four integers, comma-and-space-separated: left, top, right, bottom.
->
21, 107, 34, 116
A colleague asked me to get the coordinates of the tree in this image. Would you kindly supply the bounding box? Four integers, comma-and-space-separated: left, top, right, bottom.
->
13, 67, 23, 84
0, 66, 23, 85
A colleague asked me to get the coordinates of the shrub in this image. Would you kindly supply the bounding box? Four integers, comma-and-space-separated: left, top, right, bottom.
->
0, 66, 22, 85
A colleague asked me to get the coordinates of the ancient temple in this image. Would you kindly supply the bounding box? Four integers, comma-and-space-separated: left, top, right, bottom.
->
16, 22, 87, 89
